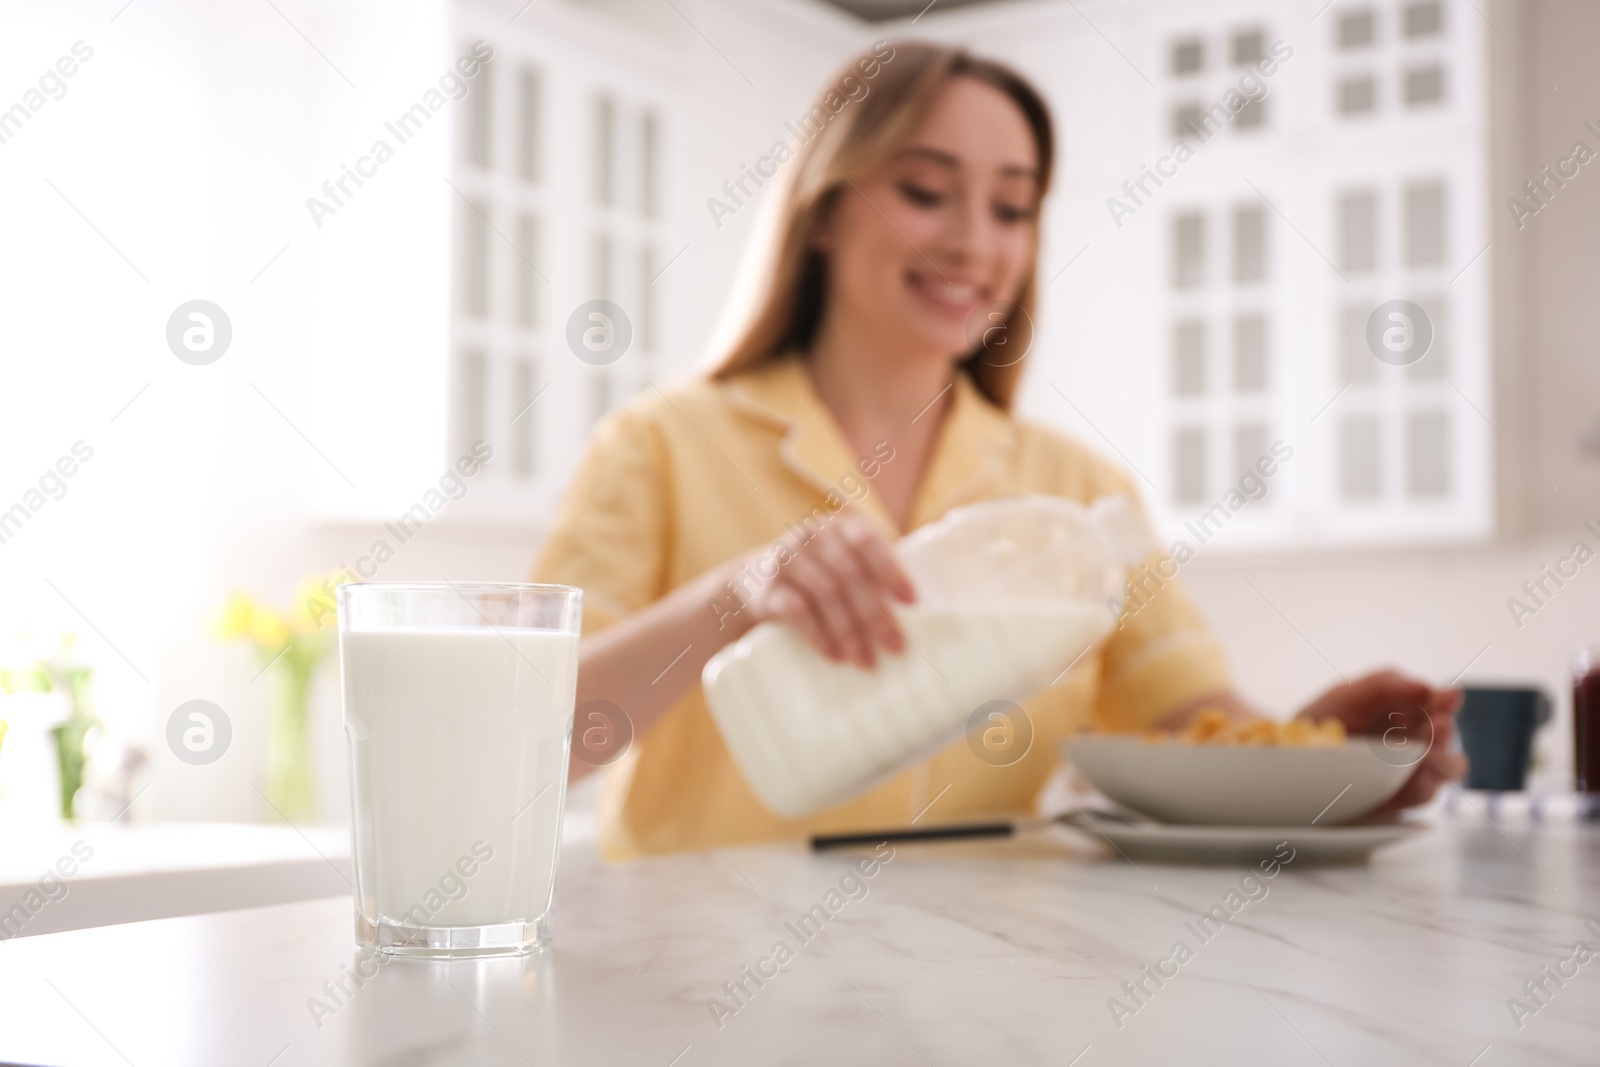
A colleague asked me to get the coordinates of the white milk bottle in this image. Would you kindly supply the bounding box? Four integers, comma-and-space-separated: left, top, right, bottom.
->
702, 495, 1148, 818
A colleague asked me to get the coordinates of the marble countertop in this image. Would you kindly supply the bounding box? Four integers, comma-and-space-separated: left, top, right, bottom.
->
0, 823, 351, 939
2, 806, 1597, 1067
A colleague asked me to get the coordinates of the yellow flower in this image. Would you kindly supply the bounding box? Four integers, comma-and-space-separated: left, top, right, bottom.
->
292, 571, 346, 633
249, 606, 291, 650
215, 591, 257, 641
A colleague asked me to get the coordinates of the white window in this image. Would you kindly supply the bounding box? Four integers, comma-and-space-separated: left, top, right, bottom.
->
1174, 427, 1208, 505
442, 10, 680, 522
639, 246, 658, 354
1233, 205, 1268, 284
514, 215, 539, 329
1338, 304, 1379, 385
582, 98, 666, 424
1406, 410, 1453, 497
517, 67, 541, 182
1232, 315, 1270, 392
1173, 320, 1207, 396
1173, 213, 1205, 289
1403, 65, 1446, 106
1403, 181, 1448, 266
641, 111, 661, 219
1234, 422, 1272, 491
1322, 168, 1472, 531
1338, 9, 1377, 49
1088, 3, 1488, 547
1231, 29, 1265, 66
1339, 415, 1383, 500
1406, 295, 1449, 380
1338, 75, 1378, 115
446, 38, 548, 485
450, 46, 540, 477
1173, 103, 1203, 139
1337, 189, 1380, 273
511, 358, 539, 476
593, 94, 615, 206
458, 348, 489, 463
1403, 1, 1445, 39
1172, 38, 1204, 76
464, 68, 492, 168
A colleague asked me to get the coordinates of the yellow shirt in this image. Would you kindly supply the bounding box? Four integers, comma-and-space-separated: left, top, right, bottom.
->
530, 356, 1231, 859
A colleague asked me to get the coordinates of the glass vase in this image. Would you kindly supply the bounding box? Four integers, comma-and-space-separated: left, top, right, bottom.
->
265, 653, 317, 823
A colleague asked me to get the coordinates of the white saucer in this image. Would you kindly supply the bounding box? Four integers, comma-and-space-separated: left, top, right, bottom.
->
1060, 820, 1427, 866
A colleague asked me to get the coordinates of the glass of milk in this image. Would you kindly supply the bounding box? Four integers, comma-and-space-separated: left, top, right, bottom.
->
336, 582, 581, 957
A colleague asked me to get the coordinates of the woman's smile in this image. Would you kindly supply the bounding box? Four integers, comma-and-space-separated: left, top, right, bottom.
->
904, 270, 988, 320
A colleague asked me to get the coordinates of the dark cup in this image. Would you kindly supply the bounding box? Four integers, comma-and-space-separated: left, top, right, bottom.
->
1456, 686, 1551, 792
1575, 648, 1600, 796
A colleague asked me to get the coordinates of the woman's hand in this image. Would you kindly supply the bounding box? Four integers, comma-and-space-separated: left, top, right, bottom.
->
739, 510, 916, 667
1295, 669, 1467, 816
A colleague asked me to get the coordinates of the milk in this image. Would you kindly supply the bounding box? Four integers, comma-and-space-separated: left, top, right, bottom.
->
703, 602, 1111, 818
340, 627, 577, 930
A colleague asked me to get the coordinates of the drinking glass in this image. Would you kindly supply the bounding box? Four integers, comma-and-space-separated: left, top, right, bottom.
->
337, 582, 582, 957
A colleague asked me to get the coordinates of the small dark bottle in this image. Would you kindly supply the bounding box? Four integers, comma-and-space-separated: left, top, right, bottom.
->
1576, 647, 1600, 818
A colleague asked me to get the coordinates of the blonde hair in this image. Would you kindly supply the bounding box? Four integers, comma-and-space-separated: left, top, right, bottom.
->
708, 40, 1055, 412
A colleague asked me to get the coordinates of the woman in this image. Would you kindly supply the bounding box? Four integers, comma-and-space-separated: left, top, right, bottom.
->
531, 41, 1464, 859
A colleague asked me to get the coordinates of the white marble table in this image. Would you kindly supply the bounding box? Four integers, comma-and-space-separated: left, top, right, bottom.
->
0, 823, 351, 939
2, 807, 1597, 1067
